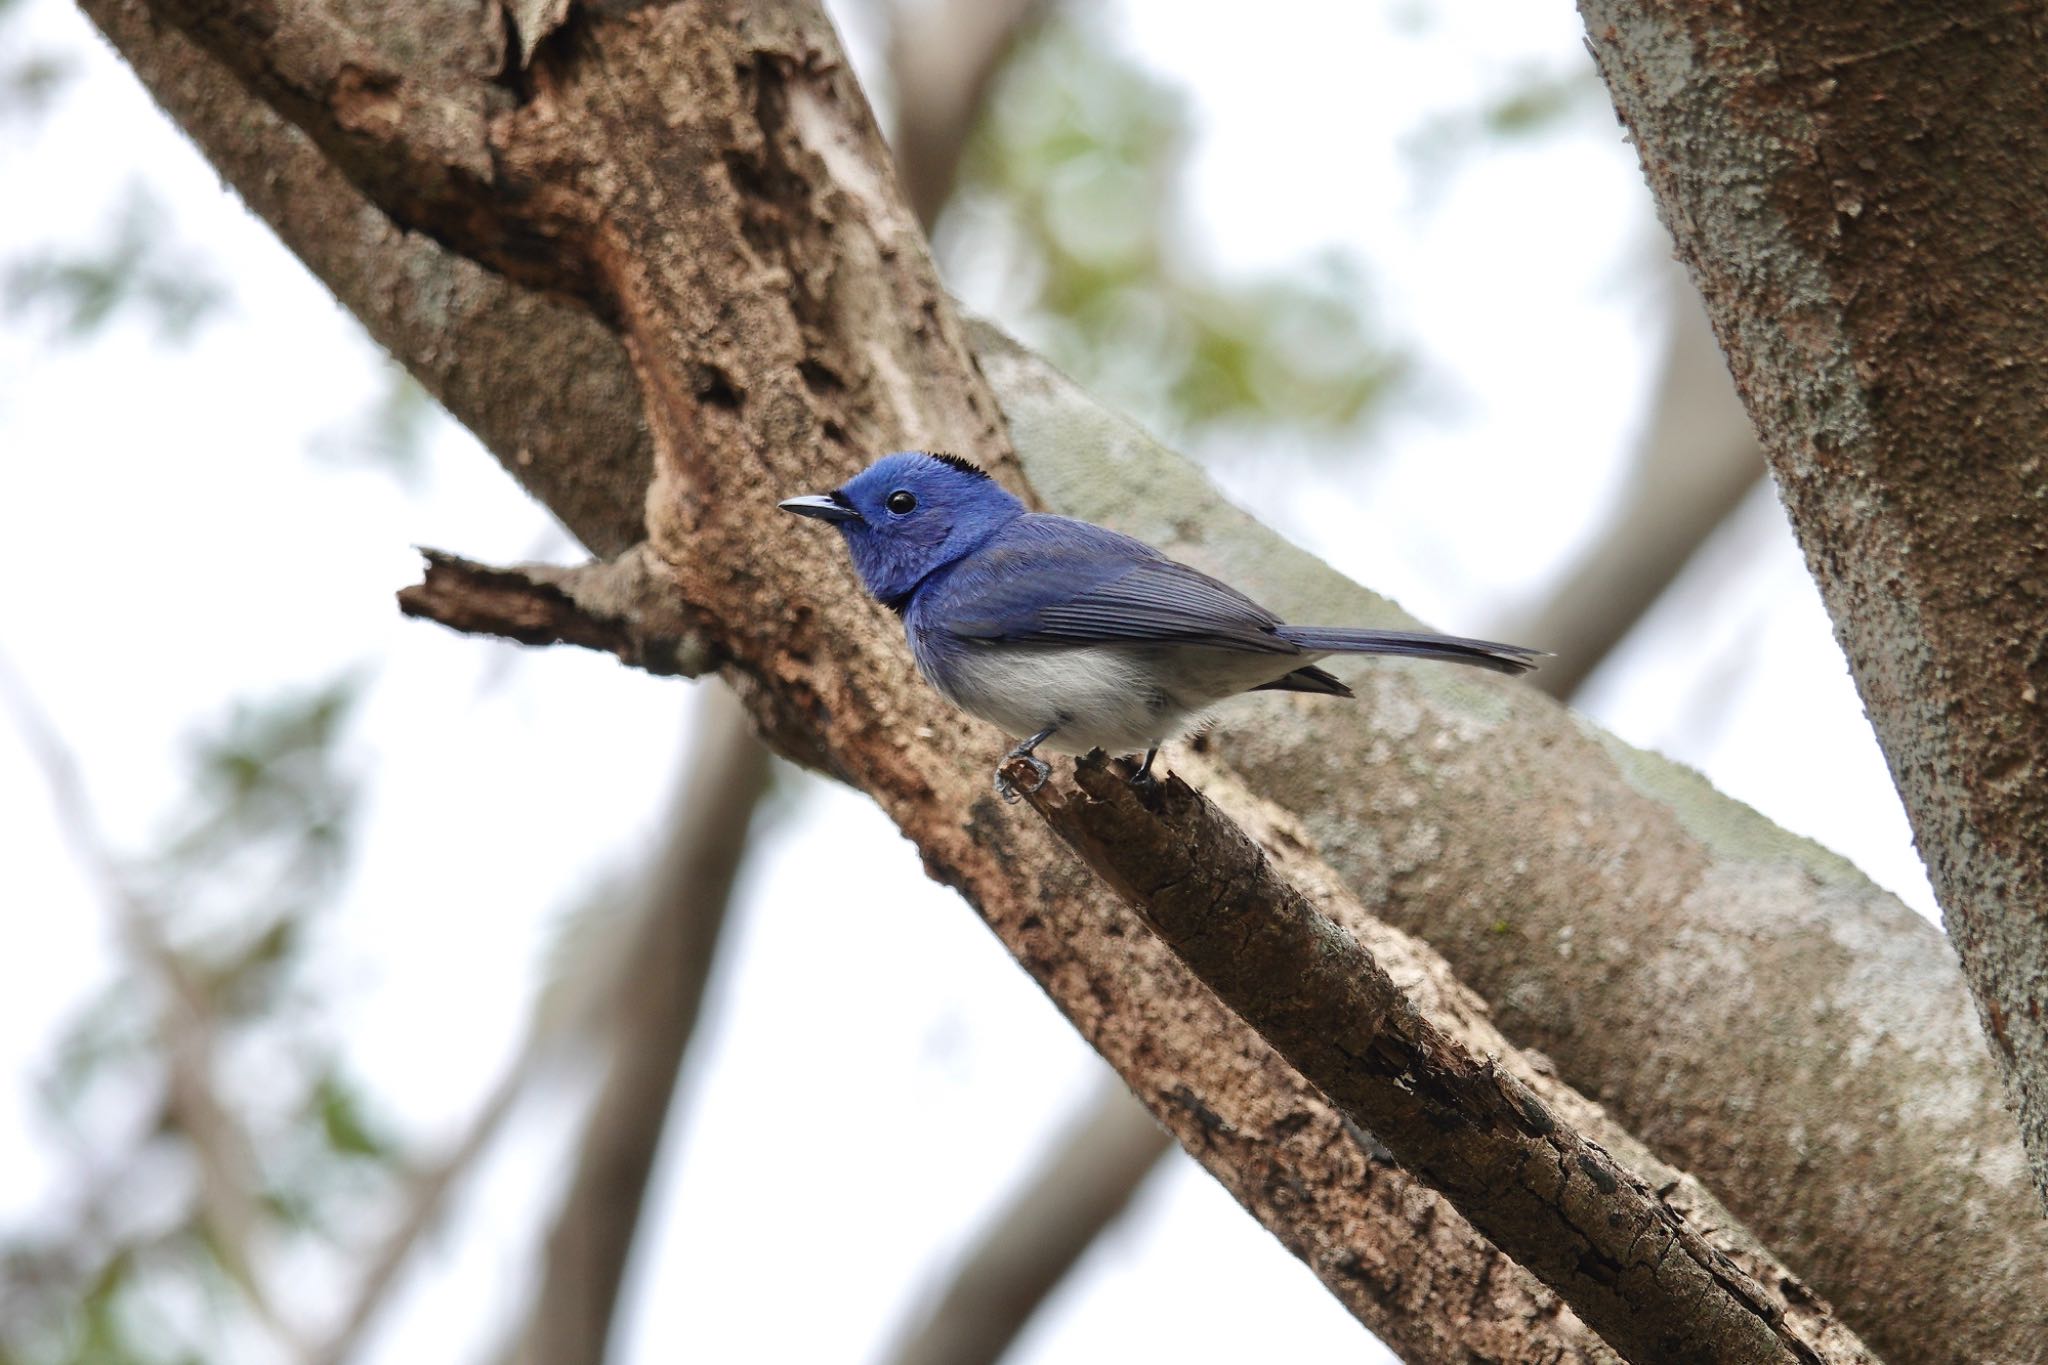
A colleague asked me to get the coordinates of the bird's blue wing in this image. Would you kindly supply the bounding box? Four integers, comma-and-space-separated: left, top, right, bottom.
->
929, 515, 1299, 655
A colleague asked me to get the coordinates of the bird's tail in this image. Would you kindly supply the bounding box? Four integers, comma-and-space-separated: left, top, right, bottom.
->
1273, 626, 1545, 676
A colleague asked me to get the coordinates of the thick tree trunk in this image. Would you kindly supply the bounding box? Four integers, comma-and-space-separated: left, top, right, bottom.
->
80, 1, 2046, 1360
1580, 0, 2048, 1208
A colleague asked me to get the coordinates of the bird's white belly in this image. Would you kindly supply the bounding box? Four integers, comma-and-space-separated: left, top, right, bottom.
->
928, 642, 1310, 755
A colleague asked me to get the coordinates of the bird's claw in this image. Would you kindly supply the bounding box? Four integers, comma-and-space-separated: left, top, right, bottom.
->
994, 753, 1052, 804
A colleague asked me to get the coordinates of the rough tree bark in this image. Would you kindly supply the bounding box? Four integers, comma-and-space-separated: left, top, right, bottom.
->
1014, 754, 1874, 1365
107, 3, 1624, 1360
1580, 0, 2048, 1208
78, 1, 2047, 1361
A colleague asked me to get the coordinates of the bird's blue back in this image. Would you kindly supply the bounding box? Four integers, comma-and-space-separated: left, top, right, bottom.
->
812, 451, 1541, 677
784, 451, 1542, 786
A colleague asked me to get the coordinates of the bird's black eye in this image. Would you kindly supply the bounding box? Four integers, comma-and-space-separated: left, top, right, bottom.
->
886, 490, 917, 514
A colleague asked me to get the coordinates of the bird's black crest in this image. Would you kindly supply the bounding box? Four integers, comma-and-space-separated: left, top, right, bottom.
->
926, 451, 992, 481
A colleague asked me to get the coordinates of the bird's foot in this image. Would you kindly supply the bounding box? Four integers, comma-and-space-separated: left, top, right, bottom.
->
994, 753, 1052, 804
1126, 747, 1161, 796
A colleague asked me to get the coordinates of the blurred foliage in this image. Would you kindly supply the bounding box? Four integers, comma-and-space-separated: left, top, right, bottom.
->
943, 12, 1400, 444
4, 188, 227, 344
0, 52, 74, 122
0, 0, 74, 123
1, 676, 405, 1365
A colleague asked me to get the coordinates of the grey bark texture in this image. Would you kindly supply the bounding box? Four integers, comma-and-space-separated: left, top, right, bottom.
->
981, 324, 2047, 1365
1579, 0, 2048, 1211
77, 0, 2047, 1360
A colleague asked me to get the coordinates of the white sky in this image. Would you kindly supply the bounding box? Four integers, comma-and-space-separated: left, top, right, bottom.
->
0, 0, 1939, 1362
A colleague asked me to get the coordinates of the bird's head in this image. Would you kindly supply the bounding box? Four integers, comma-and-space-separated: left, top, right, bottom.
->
781, 451, 1025, 609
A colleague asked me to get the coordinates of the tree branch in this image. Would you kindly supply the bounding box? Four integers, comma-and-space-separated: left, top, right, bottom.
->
78, 0, 651, 555
136, 0, 598, 297
1018, 755, 1871, 1365
974, 319, 2048, 1365
513, 688, 770, 1365
882, 1081, 1172, 1365
312, 1042, 532, 1365
895, 254, 1769, 1362
886, 0, 1047, 230
1581, 0, 2048, 1206
397, 546, 716, 677
79, 3, 2048, 1360
0, 654, 305, 1354
1507, 255, 1764, 700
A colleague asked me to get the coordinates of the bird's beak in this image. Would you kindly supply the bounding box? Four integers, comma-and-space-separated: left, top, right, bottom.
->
779, 493, 861, 524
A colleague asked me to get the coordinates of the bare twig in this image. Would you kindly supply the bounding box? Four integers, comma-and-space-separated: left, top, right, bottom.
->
513, 687, 772, 1365
311, 1049, 533, 1365
886, 0, 1048, 229
1021, 754, 1877, 1365
398, 546, 716, 677
883, 1080, 1170, 1365
0, 653, 306, 1353
1507, 256, 1764, 699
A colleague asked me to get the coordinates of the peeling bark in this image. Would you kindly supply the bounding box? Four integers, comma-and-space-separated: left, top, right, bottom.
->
77, 0, 2048, 1360
1580, 0, 2048, 1210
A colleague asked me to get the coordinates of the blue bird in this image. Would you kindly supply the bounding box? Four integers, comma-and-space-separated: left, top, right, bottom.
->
782, 452, 1543, 802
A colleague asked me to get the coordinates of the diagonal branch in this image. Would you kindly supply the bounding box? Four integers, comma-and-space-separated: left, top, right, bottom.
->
882, 1080, 1170, 1365
1020, 754, 1875, 1365
78, 3, 2048, 1361
136, 0, 599, 297
311, 1041, 533, 1365
891, 254, 1766, 1362
0, 654, 306, 1354
513, 687, 771, 1365
886, 0, 1047, 230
